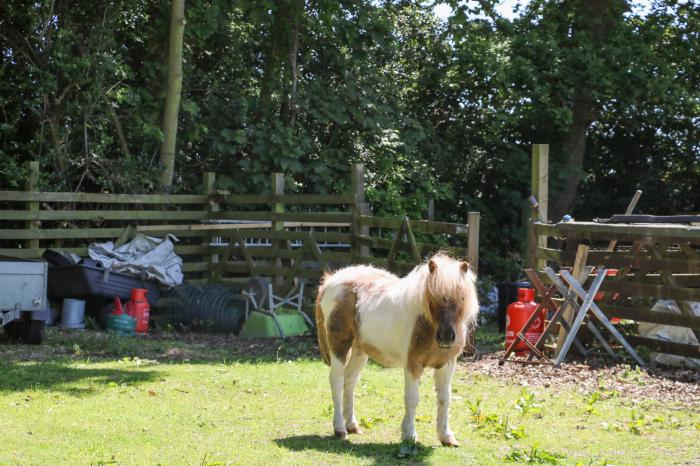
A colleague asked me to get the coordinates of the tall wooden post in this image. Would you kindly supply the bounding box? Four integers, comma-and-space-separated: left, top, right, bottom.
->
272, 173, 285, 286
467, 211, 480, 275
351, 163, 370, 260
25, 161, 40, 251
529, 144, 549, 270
203, 171, 218, 280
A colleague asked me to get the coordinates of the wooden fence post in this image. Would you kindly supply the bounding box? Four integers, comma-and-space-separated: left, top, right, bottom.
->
351, 163, 370, 260
272, 173, 285, 286
529, 143, 549, 270
203, 171, 217, 280
25, 161, 40, 251
467, 211, 480, 275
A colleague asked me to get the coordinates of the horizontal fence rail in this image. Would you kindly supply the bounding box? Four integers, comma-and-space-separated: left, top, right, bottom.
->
0, 164, 480, 300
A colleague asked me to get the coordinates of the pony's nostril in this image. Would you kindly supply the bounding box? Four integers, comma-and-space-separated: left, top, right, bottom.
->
437, 327, 455, 343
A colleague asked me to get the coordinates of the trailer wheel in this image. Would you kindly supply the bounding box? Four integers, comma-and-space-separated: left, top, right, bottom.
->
3, 320, 22, 342
24, 320, 45, 345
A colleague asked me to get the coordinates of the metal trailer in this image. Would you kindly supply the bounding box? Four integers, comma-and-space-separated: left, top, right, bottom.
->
0, 257, 50, 344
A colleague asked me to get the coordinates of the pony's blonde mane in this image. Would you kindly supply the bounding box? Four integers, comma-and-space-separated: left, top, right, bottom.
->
403, 252, 479, 330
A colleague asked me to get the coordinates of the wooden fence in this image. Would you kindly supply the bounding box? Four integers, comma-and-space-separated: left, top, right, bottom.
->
0, 162, 479, 290
527, 145, 700, 360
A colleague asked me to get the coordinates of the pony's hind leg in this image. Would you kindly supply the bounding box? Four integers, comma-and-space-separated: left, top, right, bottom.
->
329, 354, 348, 439
343, 348, 368, 434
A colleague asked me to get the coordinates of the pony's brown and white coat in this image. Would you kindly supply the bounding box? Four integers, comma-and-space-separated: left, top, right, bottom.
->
316, 253, 479, 445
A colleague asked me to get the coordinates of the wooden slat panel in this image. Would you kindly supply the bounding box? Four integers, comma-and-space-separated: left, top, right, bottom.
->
219, 229, 352, 243
0, 191, 207, 204
211, 211, 354, 223
537, 247, 700, 274
358, 215, 469, 236
535, 222, 700, 243
626, 335, 700, 358
0, 210, 208, 222
220, 263, 323, 280
218, 193, 354, 205
181, 262, 210, 272
0, 247, 87, 258
355, 235, 467, 258
598, 281, 700, 301
0, 227, 129, 240
599, 304, 700, 329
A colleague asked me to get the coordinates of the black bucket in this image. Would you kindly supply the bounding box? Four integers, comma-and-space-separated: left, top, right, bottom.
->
496, 281, 533, 332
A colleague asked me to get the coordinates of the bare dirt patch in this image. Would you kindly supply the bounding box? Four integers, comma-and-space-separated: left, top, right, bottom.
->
461, 350, 700, 408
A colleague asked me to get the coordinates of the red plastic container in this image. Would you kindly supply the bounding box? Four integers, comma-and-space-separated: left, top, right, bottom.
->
594, 269, 621, 324
505, 288, 543, 355
126, 288, 150, 334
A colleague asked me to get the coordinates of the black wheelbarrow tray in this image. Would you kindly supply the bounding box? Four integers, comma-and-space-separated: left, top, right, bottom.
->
47, 259, 163, 328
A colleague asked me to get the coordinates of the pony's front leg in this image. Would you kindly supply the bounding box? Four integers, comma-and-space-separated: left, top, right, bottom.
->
434, 358, 459, 447
401, 367, 422, 442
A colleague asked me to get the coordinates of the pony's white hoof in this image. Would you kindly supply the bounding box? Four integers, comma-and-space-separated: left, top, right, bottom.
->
346, 424, 363, 435
334, 430, 348, 440
439, 435, 460, 447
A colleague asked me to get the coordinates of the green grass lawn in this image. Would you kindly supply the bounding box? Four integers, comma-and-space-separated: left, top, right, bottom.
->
1, 328, 698, 465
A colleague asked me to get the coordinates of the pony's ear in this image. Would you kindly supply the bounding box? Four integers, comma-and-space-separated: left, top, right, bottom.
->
428, 259, 438, 274
460, 261, 470, 273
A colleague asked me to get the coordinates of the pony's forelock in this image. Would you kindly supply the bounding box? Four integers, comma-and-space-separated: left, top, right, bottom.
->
411, 252, 479, 327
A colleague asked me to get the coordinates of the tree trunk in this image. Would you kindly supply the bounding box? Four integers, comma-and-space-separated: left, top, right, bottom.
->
552, 98, 593, 220
551, 0, 616, 220
159, 0, 186, 189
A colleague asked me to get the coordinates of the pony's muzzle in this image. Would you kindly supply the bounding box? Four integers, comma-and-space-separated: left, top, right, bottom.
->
436, 325, 456, 348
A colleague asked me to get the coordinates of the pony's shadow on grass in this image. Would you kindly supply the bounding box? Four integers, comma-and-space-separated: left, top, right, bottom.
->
275, 435, 434, 466
0, 361, 158, 395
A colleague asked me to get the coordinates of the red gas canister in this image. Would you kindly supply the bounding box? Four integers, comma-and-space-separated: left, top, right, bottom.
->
505, 288, 543, 355
126, 288, 150, 334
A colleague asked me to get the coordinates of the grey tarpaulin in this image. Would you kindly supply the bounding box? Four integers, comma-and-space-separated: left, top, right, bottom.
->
88, 234, 183, 287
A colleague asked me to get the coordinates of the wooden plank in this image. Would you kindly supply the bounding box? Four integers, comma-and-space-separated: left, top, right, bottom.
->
555, 244, 589, 357
181, 262, 210, 272
467, 212, 480, 274
210, 211, 354, 223
535, 247, 562, 262
271, 173, 286, 287
626, 335, 700, 359
358, 215, 469, 236
218, 193, 354, 205
25, 161, 40, 250
0, 191, 208, 204
0, 210, 209, 221
598, 304, 700, 329
354, 234, 466, 257
0, 227, 130, 240
607, 190, 642, 251
531, 144, 548, 223
598, 281, 700, 301
219, 263, 324, 280
227, 230, 352, 243
538, 248, 700, 273
531, 144, 548, 271
535, 222, 700, 242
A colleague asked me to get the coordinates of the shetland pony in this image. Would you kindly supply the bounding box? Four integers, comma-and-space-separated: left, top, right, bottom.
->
315, 253, 479, 446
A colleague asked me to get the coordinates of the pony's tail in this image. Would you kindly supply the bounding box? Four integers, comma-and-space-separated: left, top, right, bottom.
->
315, 278, 331, 366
